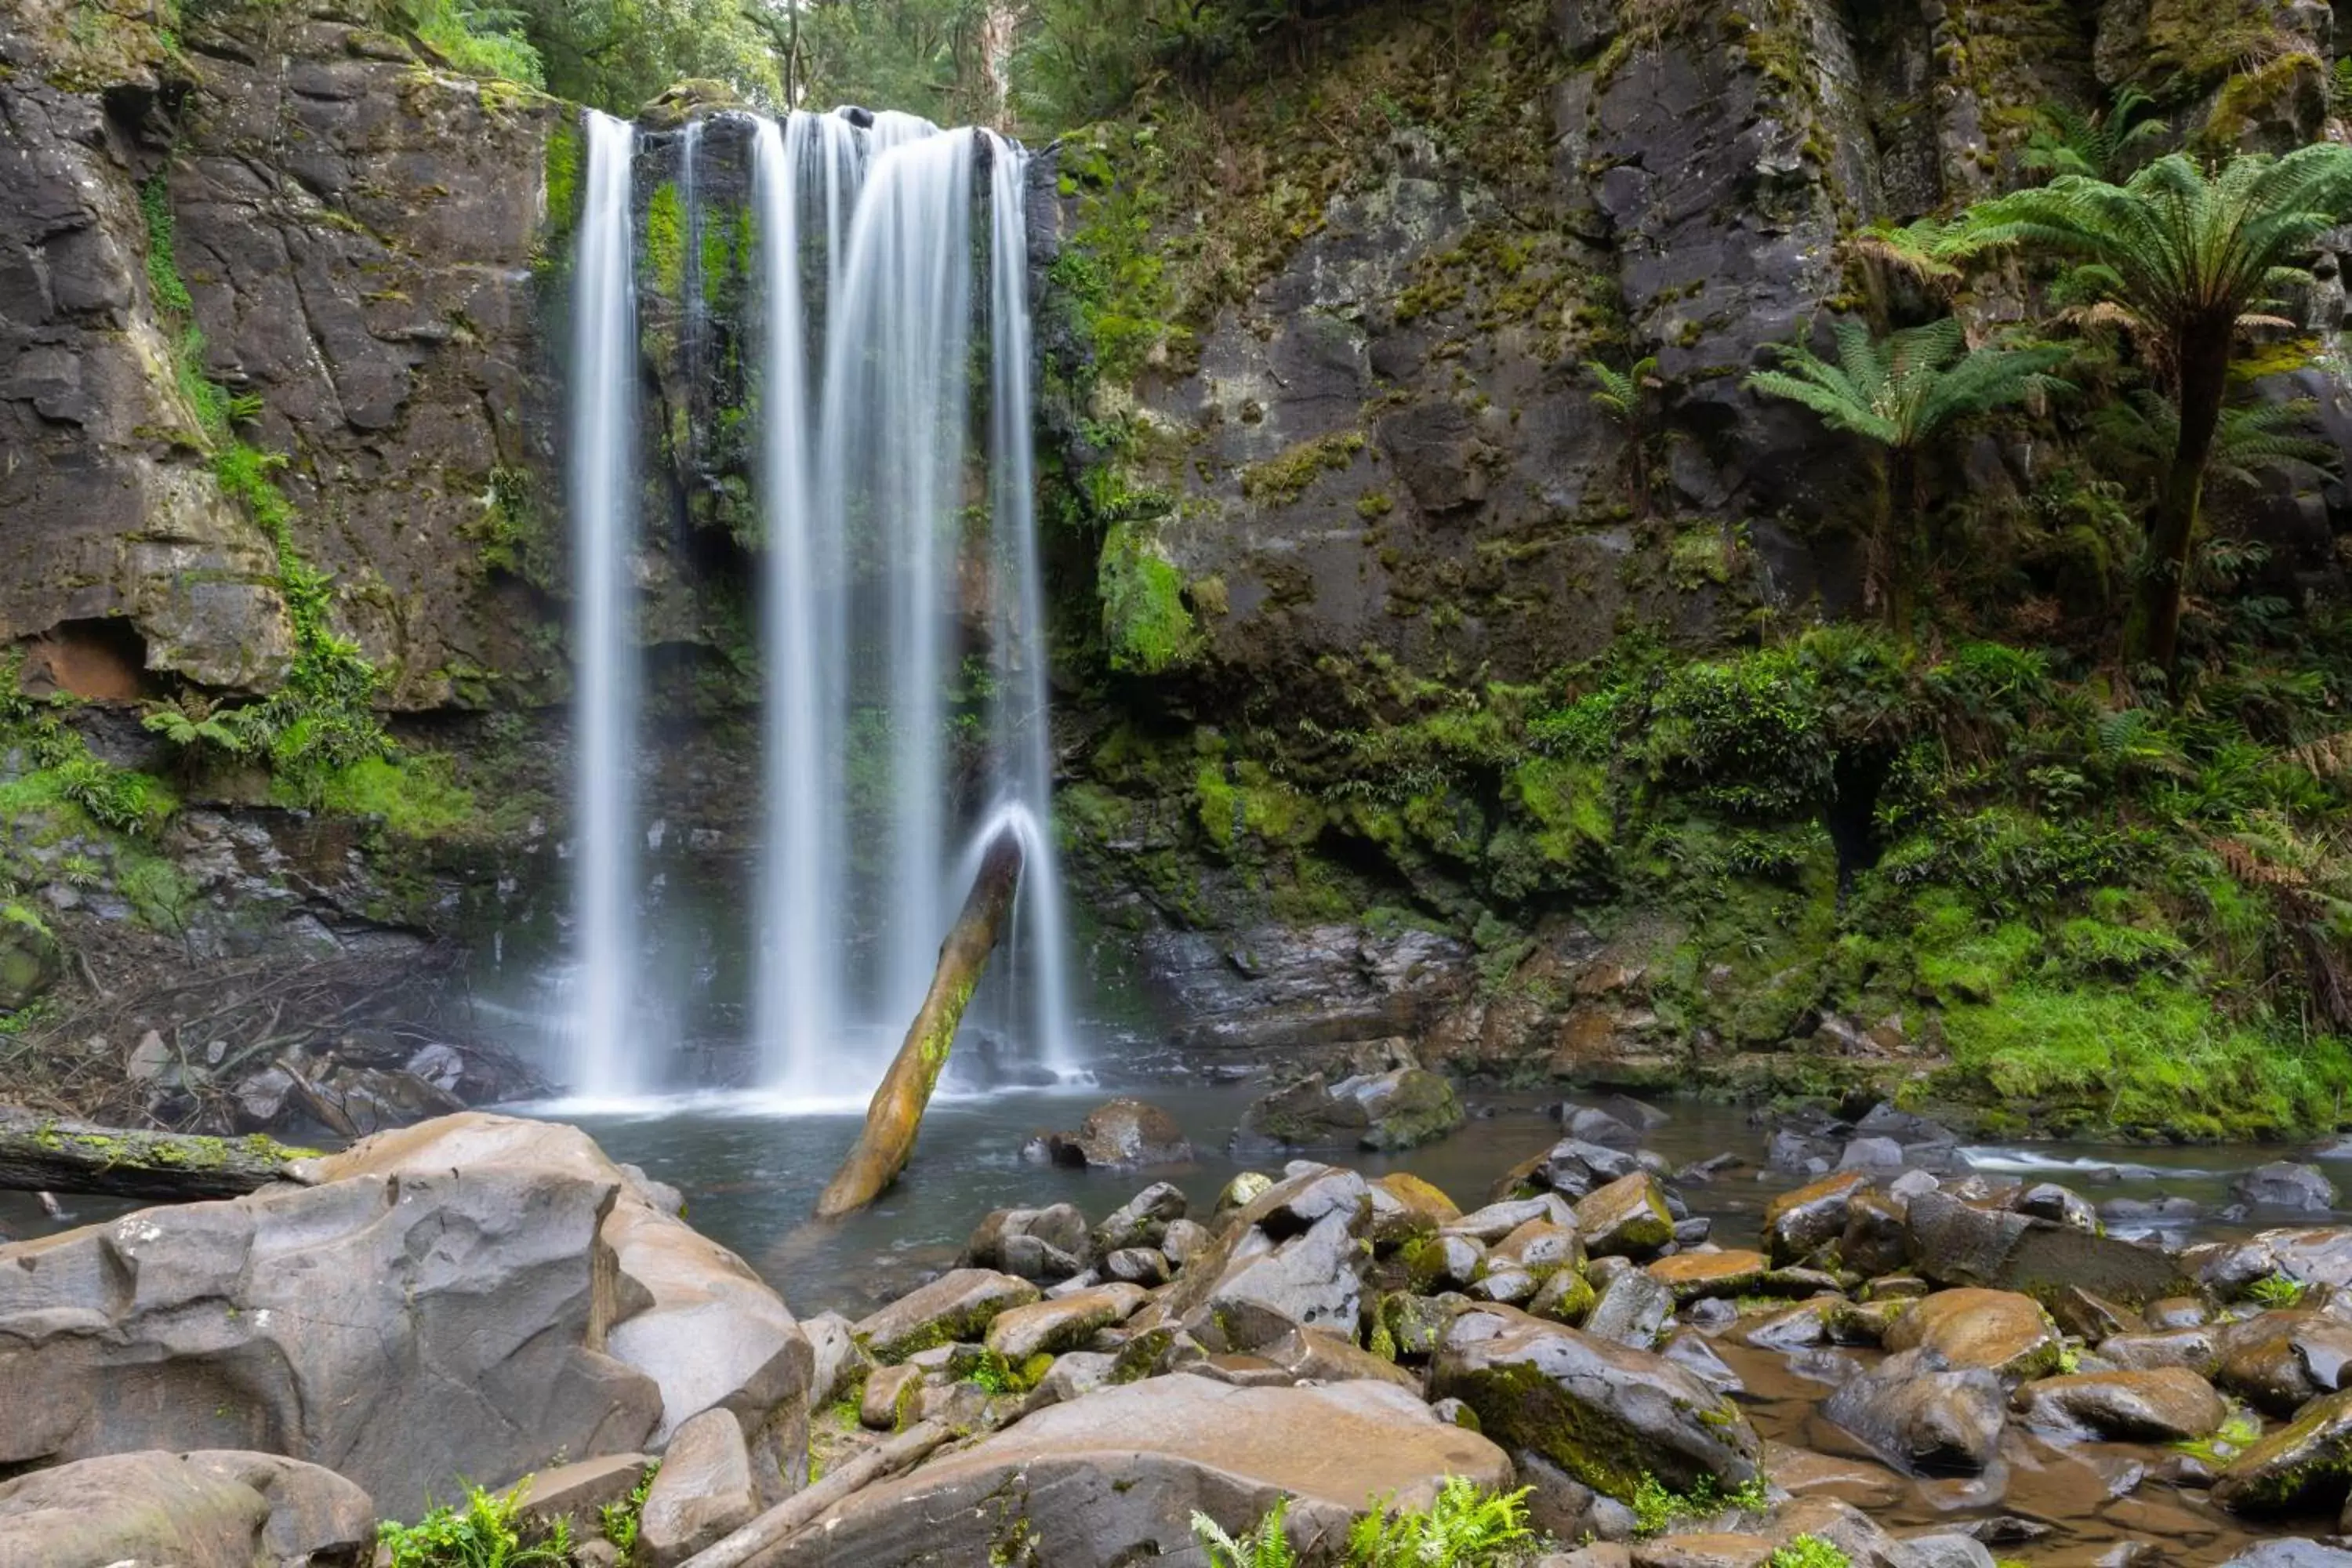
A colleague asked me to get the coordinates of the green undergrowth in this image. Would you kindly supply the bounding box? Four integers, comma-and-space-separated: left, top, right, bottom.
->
1193, 1477, 1534, 1568
1063, 622, 2352, 1137
379, 1480, 567, 1567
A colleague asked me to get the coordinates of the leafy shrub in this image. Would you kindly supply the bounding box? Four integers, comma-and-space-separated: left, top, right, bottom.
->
1345, 1477, 1533, 1566
1191, 1495, 1298, 1568
1767, 1535, 1854, 1568
600, 1461, 658, 1558
378, 1482, 568, 1568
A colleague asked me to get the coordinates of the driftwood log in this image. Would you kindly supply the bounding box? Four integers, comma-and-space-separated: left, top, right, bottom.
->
815, 826, 1022, 1218
678, 1417, 958, 1568
0, 1110, 315, 1201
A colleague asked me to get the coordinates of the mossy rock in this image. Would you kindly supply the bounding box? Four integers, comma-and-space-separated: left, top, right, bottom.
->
0, 906, 61, 1010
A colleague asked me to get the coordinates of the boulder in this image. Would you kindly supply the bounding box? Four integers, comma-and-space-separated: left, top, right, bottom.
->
1094, 1183, 1187, 1251
1237, 1067, 1465, 1152
1881, 1289, 2061, 1381
1633, 1534, 1776, 1568
1903, 1189, 2191, 1305
1376, 1171, 1464, 1227
637, 1407, 757, 1568
0, 1449, 373, 1568
1047, 1100, 1193, 1168
1762, 1172, 1867, 1265
984, 1283, 1149, 1361
517, 1453, 655, 1540
2235, 1163, 2339, 1212
2217, 1545, 2352, 1568
2216, 1387, 2352, 1513
1431, 1305, 1762, 1499
1648, 1250, 1768, 1303
967, 1203, 1093, 1279
0, 1114, 742, 1519
1576, 1172, 1676, 1258
1105, 1247, 1172, 1287
1178, 1209, 1364, 1351
1455, 1194, 1578, 1243
854, 1269, 1040, 1363
1584, 1268, 1676, 1350
2010, 1368, 2230, 1443
2014, 1184, 2100, 1232
1490, 1218, 1586, 1279
1561, 1104, 1643, 1150
2215, 1311, 2352, 1415
762, 1376, 1509, 1566
1537, 1138, 1644, 1200
1822, 1350, 2006, 1474
2100, 1327, 2220, 1374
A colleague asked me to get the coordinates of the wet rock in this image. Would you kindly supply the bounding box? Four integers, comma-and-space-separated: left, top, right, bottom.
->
1577, 1171, 1677, 1258
1585, 1268, 1677, 1350
1105, 1247, 1171, 1287
855, 1269, 1041, 1362
1740, 1301, 1835, 1351
1263, 1325, 1420, 1390
1904, 1189, 2190, 1305
1649, 1249, 1768, 1302
1432, 1305, 1762, 1498
1094, 1182, 1187, 1251
0, 1449, 374, 1568
2100, 1327, 2220, 1374
637, 1407, 756, 1568
1882, 1288, 2061, 1381
1238, 1067, 1465, 1152
1406, 1231, 1487, 1291
985, 1283, 1149, 1361
1217, 1171, 1274, 1211
2147, 1297, 2211, 1330
1455, 1194, 1577, 1243
2214, 1311, 2352, 1415
1530, 1267, 1599, 1327
2011, 1368, 2230, 1442
1764, 1497, 1915, 1568
1161, 1218, 1212, 1267
967, 1203, 1093, 1277
860, 1363, 923, 1430
1822, 1349, 2006, 1474
1659, 1328, 1743, 1395
2235, 1163, 2339, 1212
1177, 1208, 1364, 1352
2215, 1386, 2352, 1512
1490, 1218, 1586, 1279
1560, 1103, 1643, 1150
763, 1376, 1509, 1566
1839, 1137, 1905, 1171
2015, 1184, 2100, 1232
1632, 1533, 1776, 1568
1539, 1137, 1644, 1198
1839, 1190, 1911, 1278
1853, 1105, 1959, 1169
1048, 1099, 1193, 1168
1893, 1534, 1997, 1568
2049, 1287, 2143, 1344
2216, 1546, 2352, 1568
1762, 1172, 1867, 1265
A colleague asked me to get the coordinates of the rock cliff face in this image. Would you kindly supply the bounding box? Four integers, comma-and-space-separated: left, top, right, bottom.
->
1, 0, 563, 708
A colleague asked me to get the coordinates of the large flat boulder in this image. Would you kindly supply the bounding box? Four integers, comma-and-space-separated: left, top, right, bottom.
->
0, 1112, 812, 1519
763, 1375, 1509, 1567
1429, 1305, 1761, 1500
1903, 1190, 2190, 1305
1880, 1289, 2060, 1381
0, 1449, 373, 1568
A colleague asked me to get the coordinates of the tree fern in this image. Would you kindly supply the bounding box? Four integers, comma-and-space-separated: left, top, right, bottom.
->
1584, 356, 1661, 515
1748, 318, 2068, 634
2023, 85, 2167, 183
1939, 145, 2352, 673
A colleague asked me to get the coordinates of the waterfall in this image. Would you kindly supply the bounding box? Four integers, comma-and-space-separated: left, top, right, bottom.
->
746, 111, 1080, 1099
564, 109, 641, 1097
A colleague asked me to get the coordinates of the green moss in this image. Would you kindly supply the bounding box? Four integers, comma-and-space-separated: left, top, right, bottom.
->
543, 116, 581, 239
645, 180, 685, 297
1239, 431, 1366, 507
1098, 521, 1199, 676
306, 753, 478, 840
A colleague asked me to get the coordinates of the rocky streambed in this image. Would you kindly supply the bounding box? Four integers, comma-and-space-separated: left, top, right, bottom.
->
10, 1103, 2352, 1566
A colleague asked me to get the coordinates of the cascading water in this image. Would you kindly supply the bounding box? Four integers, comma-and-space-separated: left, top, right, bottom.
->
564, 109, 642, 1097
746, 111, 1080, 1099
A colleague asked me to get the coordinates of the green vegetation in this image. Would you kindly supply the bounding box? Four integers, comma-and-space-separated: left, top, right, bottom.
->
1767, 1537, 1854, 1568
1192, 1480, 1534, 1568
599, 1461, 658, 1559
1748, 318, 2070, 639
1098, 522, 1199, 676
1628, 1472, 1770, 1537
2248, 1272, 2310, 1308
1585, 356, 1661, 517
377, 1481, 568, 1567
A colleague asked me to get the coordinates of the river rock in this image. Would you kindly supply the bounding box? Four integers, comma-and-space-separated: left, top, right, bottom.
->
1882, 1288, 2062, 1381
1263, 1324, 1421, 1389
1762, 1172, 1867, 1265
1491, 1218, 1586, 1278
1158, 1205, 1366, 1352
2011, 1368, 2230, 1442
1822, 1349, 2007, 1473
1530, 1267, 1599, 1326
1094, 1182, 1187, 1250
1903, 1189, 2190, 1305
2216, 1386, 2352, 1512
0, 1449, 374, 1568
1560, 1103, 1644, 1150
2100, 1327, 2220, 1374
2218, 1546, 2352, 1568
1047, 1099, 1193, 1167
1577, 1171, 1676, 1258
1649, 1249, 1768, 1302
2236, 1163, 2339, 1211
985, 1283, 1149, 1360
2263, 1227, 2352, 1287
1240, 1163, 1374, 1237
1105, 1247, 1172, 1286
637, 1407, 757, 1568
1454, 1194, 1578, 1243
2015, 1183, 2100, 1232
855, 1269, 1041, 1362
517, 1453, 657, 1540
0, 1116, 713, 1519
1237, 1066, 1465, 1152
967, 1203, 1093, 1279
1161, 1218, 1212, 1266
1406, 1230, 1487, 1290
2215, 1310, 2352, 1414
1537, 1137, 1644, 1200
1431, 1305, 1762, 1499
764, 1375, 1508, 1566
1584, 1267, 1677, 1350
1633, 1533, 1777, 1568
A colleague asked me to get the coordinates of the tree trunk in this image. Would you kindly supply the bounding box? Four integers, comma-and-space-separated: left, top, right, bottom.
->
814, 826, 1023, 1219
0, 1110, 314, 1201
2129, 319, 2232, 677
679, 1418, 960, 1568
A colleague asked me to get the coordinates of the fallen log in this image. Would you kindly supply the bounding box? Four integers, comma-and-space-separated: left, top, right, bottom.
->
0, 1110, 317, 1202
680, 1417, 957, 1568
815, 825, 1022, 1218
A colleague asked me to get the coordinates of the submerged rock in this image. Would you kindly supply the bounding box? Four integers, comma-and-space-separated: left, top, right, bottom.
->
0, 1449, 374, 1568
2010, 1368, 2230, 1443
761, 1375, 1508, 1566
1903, 1189, 2191, 1305
1822, 1349, 2006, 1474
1047, 1099, 1194, 1168
2234, 1162, 2339, 1213
1235, 1065, 1465, 1152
